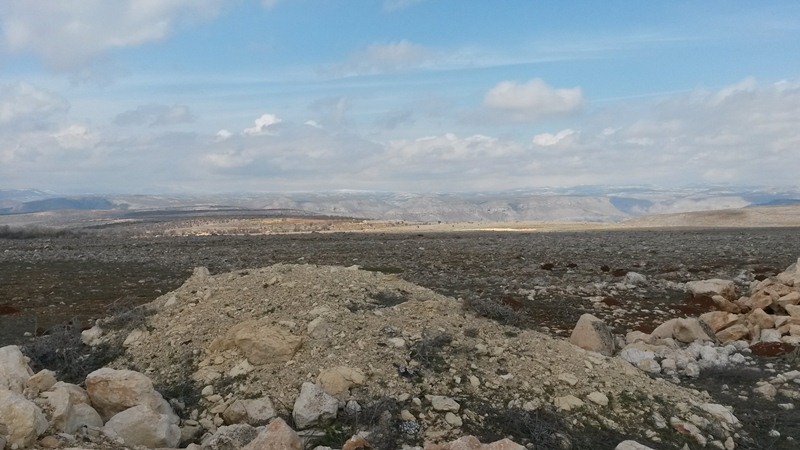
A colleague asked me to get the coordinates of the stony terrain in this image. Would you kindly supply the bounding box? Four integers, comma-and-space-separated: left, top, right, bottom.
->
2, 226, 800, 449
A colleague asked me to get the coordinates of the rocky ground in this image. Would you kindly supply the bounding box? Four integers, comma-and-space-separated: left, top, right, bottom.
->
2, 226, 800, 449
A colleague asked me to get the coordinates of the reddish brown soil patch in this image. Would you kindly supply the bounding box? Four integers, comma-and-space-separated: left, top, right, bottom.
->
676, 294, 716, 315
601, 297, 621, 307
610, 268, 627, 277
501, 294, 526, 310
0, 304, 20, 315
749, 341, 796, 357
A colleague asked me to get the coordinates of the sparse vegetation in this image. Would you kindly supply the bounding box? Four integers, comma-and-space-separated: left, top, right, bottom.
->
0, 224, 81, 239
307, 397, 407, 450
22, 322, 122, 384
410, 330, 453, 372
462, 401, 638, 450
463, 295, 525, 326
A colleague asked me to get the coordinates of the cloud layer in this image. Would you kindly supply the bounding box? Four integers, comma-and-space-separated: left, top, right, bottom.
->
1, 78, 798, 193
0, 0, 222, 70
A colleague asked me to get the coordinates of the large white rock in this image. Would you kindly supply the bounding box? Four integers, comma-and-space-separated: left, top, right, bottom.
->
700, 403, 740, 432
104, 404, 180, 448
0, 345, 33, 393
569, 314, 615, 356
85, 368, 175, 422
292, 382, 338, 430
673, 318, 713, 343
686, 279, 737, 300
242, 418, 302, 450
0, 389, 48, 449
42, 385, 103, 433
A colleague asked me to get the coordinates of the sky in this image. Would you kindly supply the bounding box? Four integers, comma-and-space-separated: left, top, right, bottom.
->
1, 0, 799, 194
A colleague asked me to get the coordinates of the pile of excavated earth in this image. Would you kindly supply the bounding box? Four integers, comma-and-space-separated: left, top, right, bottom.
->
2, 258, 799, 449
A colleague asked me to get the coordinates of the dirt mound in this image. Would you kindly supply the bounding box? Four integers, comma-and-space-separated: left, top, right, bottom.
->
89, 263, 740, 447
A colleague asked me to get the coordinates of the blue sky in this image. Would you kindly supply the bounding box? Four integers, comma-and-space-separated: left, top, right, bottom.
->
1, 0, 799, 193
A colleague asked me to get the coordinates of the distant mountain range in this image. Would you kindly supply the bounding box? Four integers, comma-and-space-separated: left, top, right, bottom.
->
1, 186, 799, 223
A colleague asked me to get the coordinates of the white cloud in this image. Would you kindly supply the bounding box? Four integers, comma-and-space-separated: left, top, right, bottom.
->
0, 0, 223, 70
215, 129, 233, 141
327, 40, 434, 76
0, 82, 69, 128
532, 129, 575, 146
114, 104, 195, 127
243, 113, 282, 135
52, 125, 99, 149
484, 78, 584, 121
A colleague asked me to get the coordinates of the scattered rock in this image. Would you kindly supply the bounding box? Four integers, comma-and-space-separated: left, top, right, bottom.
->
569, 314, 615, 356
0, 389, 48, 449
292, 382, 338, 430
317, 366, 366, 397
0, 345, 34, 393
686, 279, 737, 300
615, 441, 655, 450
241, 418, 302, 450
104, 404, 181, 448
85, 367, 172, 421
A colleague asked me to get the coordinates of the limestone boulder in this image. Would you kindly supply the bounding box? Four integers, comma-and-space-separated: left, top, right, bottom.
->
0, 345, 33, 393
209, 320, 302, 365
104, 404, 181, 448
25, 369, 56, 394
686, 279, 736, 300
554, 395, 584, 411
569, 314, 615, 356
786, 304, 800, 318
777, 291, 800, 308
85, 367, 173, 421
672, 318, 712, 343
748, 290, 777, 310
747, 308, 775, 330
0, 389, 48, 449
711, 295, 741, 313
241, 418, 302, 450
699, 311, 739, 333
427, 395, 460, 412
716, 324, 750, 344
650, 318, 678, 340
80, 325, 104, 346
222, 396, 276, 425
42, 385, 102, 433
292, 382, 338, 430
700, 403, 740, 432
317, 366, 366, 397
